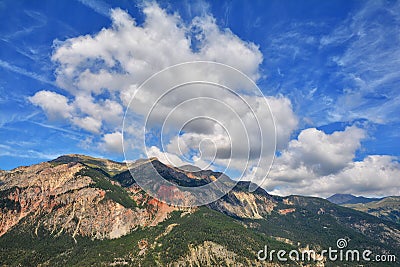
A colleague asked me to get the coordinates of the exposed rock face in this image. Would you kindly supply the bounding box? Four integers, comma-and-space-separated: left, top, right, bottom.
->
171, 241, 280, 267
278, 208, 295, 215
172, 241, 242, 267
2, 155, 269, 240
1, 155, 400, 267
207, 182, 276, 219
0, 160, 179, 240
1, 162, 89, 236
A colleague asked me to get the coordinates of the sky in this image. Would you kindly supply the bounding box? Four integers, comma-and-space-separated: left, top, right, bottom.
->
0, 0, 399, 197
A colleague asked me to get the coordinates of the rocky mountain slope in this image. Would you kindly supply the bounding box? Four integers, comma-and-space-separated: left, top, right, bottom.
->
0, 155, 399, 266
0, 160, 178, 241
326, 193, 382, 205
343, 196, 400, 224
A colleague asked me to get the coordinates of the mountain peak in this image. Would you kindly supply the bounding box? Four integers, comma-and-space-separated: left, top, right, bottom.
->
178, 164, 203, 172
1, 155, 399, 266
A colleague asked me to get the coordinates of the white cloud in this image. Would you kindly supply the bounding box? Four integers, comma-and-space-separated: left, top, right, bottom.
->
269, 155, 400, 198
29, 90, 73, 120
267, 96, 298, 148
329, 155, 400, 196
50, 4, 261, 95
31, 3, 294, 169
278, 126, 366, 176
26, 2, 400, 198
146, 146, 186, 167
101, 131, 123, 153
73, 95, 123, 125
268, 126, 366, 183
255, 126, 400, 197
190, 15, 262, 81
71, 116, 101, 133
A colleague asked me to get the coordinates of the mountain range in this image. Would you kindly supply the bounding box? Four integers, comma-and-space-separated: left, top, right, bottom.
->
342, 197, 400, 225
326, 194, 400, 225
326, 194, 383, 205
0, 155, 398, 266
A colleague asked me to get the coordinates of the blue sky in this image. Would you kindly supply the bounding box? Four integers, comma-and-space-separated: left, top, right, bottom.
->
0, 0, 399, 197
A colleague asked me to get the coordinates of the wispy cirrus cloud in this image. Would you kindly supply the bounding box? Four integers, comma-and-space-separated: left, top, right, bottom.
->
322, 0, 400, 123
30, 121, 85, 137
263, 0, 400, 126
2, 9, 47, 41
0, 60, 54, 85
76, 0, 111, 18
0, 149, 60, 161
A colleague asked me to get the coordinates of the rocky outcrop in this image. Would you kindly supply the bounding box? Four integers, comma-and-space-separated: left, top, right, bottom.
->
0, 162, 89, 236
1, 155, 267, 240
0, 161, 179, 240
171, 241, 280, 267
172, 241, 241, 267
1, 155, 399, 267
207, 183, 276, 219
278, 208, 295, 215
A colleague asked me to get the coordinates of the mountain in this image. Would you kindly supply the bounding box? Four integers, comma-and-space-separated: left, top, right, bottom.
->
0, 155, 399, 266
326, 193, 382, 205
327, 194, 400, 224
178, 164, 203, 172
343, 196, 400, 224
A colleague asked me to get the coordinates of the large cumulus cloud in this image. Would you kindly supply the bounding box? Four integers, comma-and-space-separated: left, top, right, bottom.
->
261, 126, 400, 197
29, 2, 400, 198
30, 3, 296, 174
